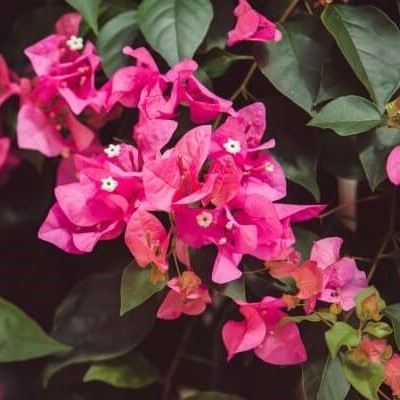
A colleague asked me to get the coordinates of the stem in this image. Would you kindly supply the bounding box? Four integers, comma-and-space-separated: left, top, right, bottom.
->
378, 389, 392, 400
229, 61, 258, 103
243, 268, 267, 275
162, 319, 196, 400
303, 0, 313, 14
279, 0, 301, 23
315, 311, 333, 328
318, 194, 383, 220
367, 189, 397, 283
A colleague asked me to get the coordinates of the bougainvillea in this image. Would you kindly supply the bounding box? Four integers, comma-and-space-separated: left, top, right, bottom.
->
0, 1, 399, 399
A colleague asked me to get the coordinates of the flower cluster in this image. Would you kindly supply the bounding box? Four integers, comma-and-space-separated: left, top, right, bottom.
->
0, 2, 398, 396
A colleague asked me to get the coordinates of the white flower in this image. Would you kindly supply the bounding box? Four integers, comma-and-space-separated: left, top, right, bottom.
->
66, 35, 84, 51
223, 138, 241, 155
264, 162, 274, 172
104, 144, 121, 158
218, 237, 227, 245
196, 211, 213, 228
101, 176, 118, 192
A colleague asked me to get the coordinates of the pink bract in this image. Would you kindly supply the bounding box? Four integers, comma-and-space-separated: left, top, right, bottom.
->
386, 145, 400, 185
227, 0, 282, 47
222, 296, 307, 365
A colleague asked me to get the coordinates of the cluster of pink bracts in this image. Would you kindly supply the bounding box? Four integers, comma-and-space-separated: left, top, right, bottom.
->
0, 0, 399, 381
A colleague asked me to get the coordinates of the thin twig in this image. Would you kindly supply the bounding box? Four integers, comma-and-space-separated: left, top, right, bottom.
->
318, 194, 384, 220
229, 62, 258, 103
378, 388, 392, 400
303, 0, 313, 14
367, 189, 397, 282
162, 319, 196, 400
279, 0, 301, 22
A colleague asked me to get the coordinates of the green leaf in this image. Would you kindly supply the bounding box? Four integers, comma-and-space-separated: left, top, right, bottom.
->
44, 269, 158, 386
203, 0, 235, 52
220, 277, 246, 302
187, 392, 244, 400
356, 128, 400, 191
65, 0, 101, 35
384, 303, 400, 350
293, 227, 319, 263
309, 96, 384, 136
97, 10, 138, 77
202, 49, 253, 79
320, 133, 366, 180
83, 353, 159, 389
266, 98, 321, 199
282, 312, 336, 326
321, 5, 400, 111
342, 351, 385, 400
256, 15, 331, 115
363, 322, 392, 339
137, 0, 213, 66
315, 48, 366, 105
302, 356, 350, 400
325, 322, 361, 359
120, 262, 166, 316
355, 286, 386, 322
0, 297, 70, 362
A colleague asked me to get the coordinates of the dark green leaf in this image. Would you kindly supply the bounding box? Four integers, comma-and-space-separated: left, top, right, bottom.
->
320, 133, 366, 180
65, 0, 101, 34
309, 96, 384, 136
356, 128, 400, 191
315, 47, 366, 105
256, 15, 331, 115
97, 10, 138, 77
302, 356, 350, 400
384, 303, 400, 350
266, 97, 321, 199
120, 262, 166, 316
202, 49, 253, 79
342, 351, 384, 400
325, 322, 361, 359
220, 277, 246, 302
293, 227, 319, 263
0, 297, 71, 362
45, 269, 158, 385
321, 5, 400, 111
83, 353, 159, 389
137, 0, 213, 66
203, 0, 235, 52
187, 392, 244, 400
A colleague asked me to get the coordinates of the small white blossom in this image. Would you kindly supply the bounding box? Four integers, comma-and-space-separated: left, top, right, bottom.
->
264, 162, 275, 172
104, 144, 121, 158
196, 211, 213, 228
218, 237, 227, 245
225, 221, 234, 230
223, 138, 241, 155
66, 35, 84, 51
101, 176, 118, 192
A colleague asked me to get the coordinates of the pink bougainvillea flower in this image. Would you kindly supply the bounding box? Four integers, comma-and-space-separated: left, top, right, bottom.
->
210, 103, 286, 201
227, 0, 282, 47
310, 237, 367, 311
358, 336, 387, 364
39, 203, 125, 254
143, 125, 213, 211
133, 116, 177, 162
386, 145, 400, 185
17, 77, 95, 157
157, 271, 211, 320
55, 12, 82, 37
39, 144, 144, 253
222, 296, 307, 365
0, 54, 20, 107
174, 193, 283, 283
125, 209, 171, 272
384, 353, 400, 397
102, 46, 160, 111
25, 14, 104, 114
